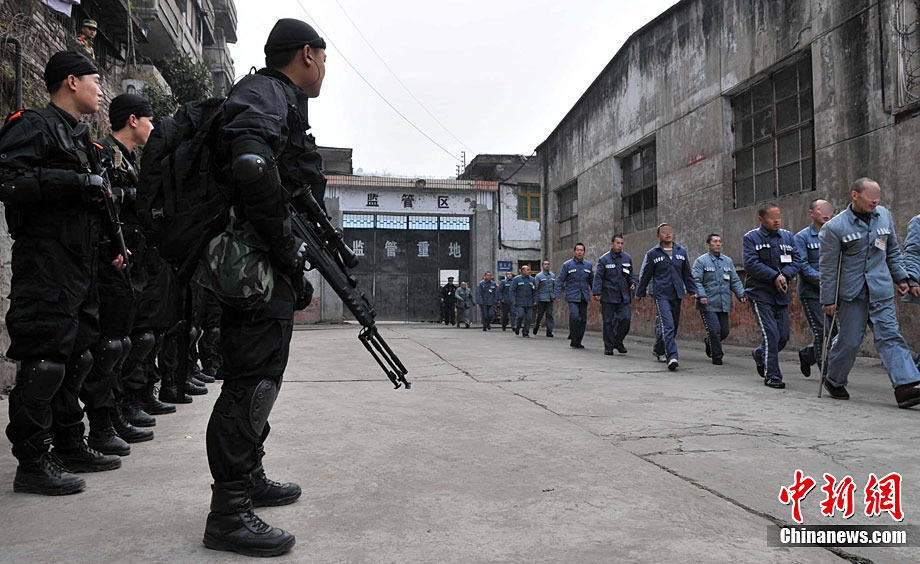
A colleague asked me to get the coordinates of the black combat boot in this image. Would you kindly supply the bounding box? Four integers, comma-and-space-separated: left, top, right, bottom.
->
121, 393, 156, 428
185, 374, 208, 396
86, 408, 130, 456
192, 364, 216, 384
159, 368, 193, 404
140, 380, 177, 414
14, 453, 86, 495
203, 481, 296, 557
111, 405, 154, 443
51, 438, 121, 473
250, 447, 302, 508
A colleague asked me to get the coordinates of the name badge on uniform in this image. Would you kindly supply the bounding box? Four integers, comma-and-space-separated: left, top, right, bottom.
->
623, 267, 630, 274
875, 238, 887, 251
723, 272, 731, 280
780, 254, 792, 263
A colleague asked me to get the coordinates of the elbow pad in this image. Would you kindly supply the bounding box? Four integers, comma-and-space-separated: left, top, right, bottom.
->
231, 153, 276, 189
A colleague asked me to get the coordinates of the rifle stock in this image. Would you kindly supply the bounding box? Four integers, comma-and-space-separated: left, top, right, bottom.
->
288, 189, 410, 390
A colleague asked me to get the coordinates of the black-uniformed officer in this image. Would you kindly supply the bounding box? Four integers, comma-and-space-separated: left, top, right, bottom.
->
440, 276, 457, 325
85, 94, 159, 453
201, 18, 325, 556
1, 51, 124, 495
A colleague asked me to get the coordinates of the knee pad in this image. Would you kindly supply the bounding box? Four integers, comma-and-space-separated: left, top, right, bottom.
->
92, 339, 123, 375
132, 331, 156, 360
115, 336, 133, 372
244, 379, 278, 443
67, 350, 94, 384
16, 360, 67, 404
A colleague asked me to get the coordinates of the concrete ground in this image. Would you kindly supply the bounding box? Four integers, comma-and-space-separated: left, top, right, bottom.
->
0, 323, 918, 564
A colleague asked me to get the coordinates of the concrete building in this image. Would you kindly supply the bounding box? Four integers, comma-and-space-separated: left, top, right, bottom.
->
461, 155, 543, 276
537, 0, 920, 351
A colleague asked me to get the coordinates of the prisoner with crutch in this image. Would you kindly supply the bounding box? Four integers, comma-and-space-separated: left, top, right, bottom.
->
818, 178, 920, 408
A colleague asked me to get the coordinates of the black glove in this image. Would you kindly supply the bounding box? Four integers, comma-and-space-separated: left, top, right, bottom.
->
78, 173, 105, 203
295, 274, 314, 311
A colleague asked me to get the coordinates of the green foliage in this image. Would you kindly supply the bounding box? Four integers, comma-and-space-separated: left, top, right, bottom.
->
143, 82, 178, 124
158, 54, 214, 104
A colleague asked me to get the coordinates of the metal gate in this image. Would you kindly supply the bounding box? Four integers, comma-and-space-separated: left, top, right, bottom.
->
343, 214, 471, 321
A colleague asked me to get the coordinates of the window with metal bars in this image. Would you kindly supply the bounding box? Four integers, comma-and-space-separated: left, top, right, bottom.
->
731, 55, 815, 208
516, 184, 541, 221
621, 141, 657, 234
557, 183, 578, 245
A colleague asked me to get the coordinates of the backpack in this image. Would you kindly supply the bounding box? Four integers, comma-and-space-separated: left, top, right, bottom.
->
137, 97, 229, 283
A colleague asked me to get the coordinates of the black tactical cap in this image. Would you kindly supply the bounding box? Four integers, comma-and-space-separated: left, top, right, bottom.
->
109, 93, 153, 129
44, 50, 98, 90
264, 18, 326, 54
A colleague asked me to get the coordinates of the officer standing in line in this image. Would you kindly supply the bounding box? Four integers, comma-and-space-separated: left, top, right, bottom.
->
903, 211, 920, 368
691, 234, 745, 366
498, 270, 516, 331
202, 19, 329, 556
555, 243, 594, 349
83, 94, 160, 456
743, 202, 801, 389
820, 178, 920, 408
511, 265, 537, 337
534, 260, 555, 337
593, 234, 636, 355
475, 271, 498, 331
636, 224, 698, 370
440, 276, 457, 326
454, 281, 473, 328
793, 199, 835, 377
1, 51, 126, 495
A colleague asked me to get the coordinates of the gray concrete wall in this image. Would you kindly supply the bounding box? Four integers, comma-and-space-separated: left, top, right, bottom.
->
538, 0, 920, 352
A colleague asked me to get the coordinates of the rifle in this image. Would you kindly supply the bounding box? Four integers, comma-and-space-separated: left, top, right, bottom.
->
72, 122, 133, 296
288, 187, 410, 390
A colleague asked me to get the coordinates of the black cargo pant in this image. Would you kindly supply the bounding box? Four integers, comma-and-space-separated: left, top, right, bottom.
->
122, 251, 169, 392
5, 236, 100, 460
206, 279, 294, 483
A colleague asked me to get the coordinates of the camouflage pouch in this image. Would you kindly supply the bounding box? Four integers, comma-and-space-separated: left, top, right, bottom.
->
194, 209, 274, 310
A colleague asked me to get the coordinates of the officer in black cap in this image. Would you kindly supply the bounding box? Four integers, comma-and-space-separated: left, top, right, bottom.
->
81, 93, 162, 458
201, 18, 326, 557
0, 51, 125, 495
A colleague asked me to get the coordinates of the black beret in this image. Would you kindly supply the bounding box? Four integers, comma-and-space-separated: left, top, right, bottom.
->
109, 93, 153, 129
264, 18, 326, 54
44, 50, 98, 90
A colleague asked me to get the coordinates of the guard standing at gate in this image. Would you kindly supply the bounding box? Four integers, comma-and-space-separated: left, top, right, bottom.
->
475, 271, 497, 331
692, 234, 745, 366
534, 260, 555, 337
742, 202, 801, 389
593, 234, 636, 355
635, 224, 698, 371
202, 19, 328, 556
555, 243, 594, 349
820, 178, 920, 408
1, 51, 125, 495
793, 199, 835, 377
440, 276, 457, 326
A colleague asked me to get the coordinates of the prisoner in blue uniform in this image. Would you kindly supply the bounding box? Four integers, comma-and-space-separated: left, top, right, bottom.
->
743, 203, 801, 388
593, 234, 636, 355
497, 271, 516, 331
476, 272, 498, 331
554, 243, 593, 349
820, 178, 920, 408
511, 265, 537, 337
635, 223, 698, 371
534, 261, 555, 337
902, 212, 920, 366
793, 199, 835, 377
692, 234, 745, 365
